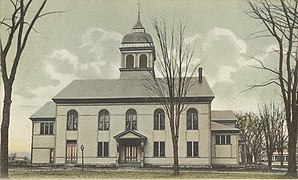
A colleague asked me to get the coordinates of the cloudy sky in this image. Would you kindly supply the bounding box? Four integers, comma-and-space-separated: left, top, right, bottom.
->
0, 0, 281, 154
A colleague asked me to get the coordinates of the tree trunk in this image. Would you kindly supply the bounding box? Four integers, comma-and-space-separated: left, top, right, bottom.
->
0, 84, 12, 178
267, 153, 272, 170
253, 152, 258, 166
246, 150, 253, 164
287, 124, 297, 176
172, 137, 179, 175
280, 148, 284, 166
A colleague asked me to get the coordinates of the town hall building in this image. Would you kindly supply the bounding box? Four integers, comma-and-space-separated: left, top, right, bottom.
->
29, 12, 240, 167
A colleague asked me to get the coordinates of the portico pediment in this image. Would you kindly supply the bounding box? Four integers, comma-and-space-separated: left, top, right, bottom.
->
114, 130, 147, 141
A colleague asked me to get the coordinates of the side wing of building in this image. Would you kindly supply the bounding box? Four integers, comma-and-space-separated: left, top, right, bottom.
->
29, 101, 56, 164
211, 110, 240, 165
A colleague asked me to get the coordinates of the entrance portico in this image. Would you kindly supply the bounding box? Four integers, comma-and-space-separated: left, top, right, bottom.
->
114, 130, 147, 167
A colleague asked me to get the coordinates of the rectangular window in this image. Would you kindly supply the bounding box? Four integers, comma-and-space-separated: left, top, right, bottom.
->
98, 142, 102, 157
160, 142, 165, 157
187, 141, 199, 157
98, 142, 109, 157
104, 116, 110, 130
215, 135, 231, 145
193, 142, 199, 157
154, 115, 159, 130
226, 135, 231, 144
220, 135, 226, 144
193, 114, 198, 130
49, 122, 54, 134
215, 135, 220, 144
40, 123, 44, 135
186, 110, 198, 130
44, 123, 49, 134
187, 142, 192, 157
132, 115, 137, 129
40, 122, 54, 135
187, 117, 192, 130
153, 141, 165, 157
154, 142, 159, 157
160, 115, 165, 130
98, 113, 110, 131
98, 116, 104, 130
104, 142, 109, 157
154, 114, 165, 130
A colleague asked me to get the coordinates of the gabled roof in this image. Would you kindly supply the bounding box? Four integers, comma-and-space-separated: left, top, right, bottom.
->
114, 130, 147, 140
211, 121, 240, 133
211, 110, 237, 121
52, 77, 214, 101
29, 101, 56, 120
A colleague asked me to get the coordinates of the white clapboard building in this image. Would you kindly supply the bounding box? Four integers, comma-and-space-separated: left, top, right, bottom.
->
29, 13, 240, 167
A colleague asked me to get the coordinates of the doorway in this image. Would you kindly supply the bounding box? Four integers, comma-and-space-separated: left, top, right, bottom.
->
125, 146, 138, 163
66, 140, 77, 163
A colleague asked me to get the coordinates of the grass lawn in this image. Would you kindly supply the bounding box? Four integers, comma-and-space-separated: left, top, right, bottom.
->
8, 167, 295, 179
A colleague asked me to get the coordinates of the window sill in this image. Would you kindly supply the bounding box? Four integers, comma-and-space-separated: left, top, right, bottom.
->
96, 156, 110, 158
152, 156, 166, 158
215, 144, 232, 145
186, 156, 200, 158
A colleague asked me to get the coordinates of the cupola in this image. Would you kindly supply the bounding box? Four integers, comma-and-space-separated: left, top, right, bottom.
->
119, 8, 156, 79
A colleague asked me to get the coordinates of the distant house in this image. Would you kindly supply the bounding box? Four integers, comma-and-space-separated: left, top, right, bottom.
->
29, 12, 240, 167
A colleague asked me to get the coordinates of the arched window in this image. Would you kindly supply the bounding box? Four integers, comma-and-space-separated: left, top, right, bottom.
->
154, 108, 165, 130
67, 110, 78, 131
139, 54, 147, 68
186, 108, 198, 130
126, 54, 134, 69
126, 109, 137, 130
98, 109, 110, 130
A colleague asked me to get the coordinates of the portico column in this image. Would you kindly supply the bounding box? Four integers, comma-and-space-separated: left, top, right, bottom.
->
116, 140, 119, 167
141, 141, 144, 167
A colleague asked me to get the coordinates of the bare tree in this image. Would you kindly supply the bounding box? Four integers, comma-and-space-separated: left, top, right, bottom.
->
258, 103, 284, 170
145, 18, 199, 175
236, 112, 263, 165
0, 0, 60, 178
246, 0, 298, 175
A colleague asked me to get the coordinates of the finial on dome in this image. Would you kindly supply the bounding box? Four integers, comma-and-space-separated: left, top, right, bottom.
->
133, 2, 144, 30
138, 2, 140, 21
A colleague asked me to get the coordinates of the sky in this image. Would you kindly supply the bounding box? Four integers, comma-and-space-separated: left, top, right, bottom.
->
0, 0, 281, 155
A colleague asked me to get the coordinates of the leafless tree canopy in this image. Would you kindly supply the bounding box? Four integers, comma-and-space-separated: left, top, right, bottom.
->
247, 0, 298, 91
237, 113, 263, 164
246, 0, 298, 175
0, 0, 61, 178
145, 17, 200, 175
146, 18, 199, 115
258, 103, 286, 169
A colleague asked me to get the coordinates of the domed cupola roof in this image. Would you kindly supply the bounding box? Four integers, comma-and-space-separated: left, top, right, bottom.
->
121, 11, 153, 44
122, 32, 153, 44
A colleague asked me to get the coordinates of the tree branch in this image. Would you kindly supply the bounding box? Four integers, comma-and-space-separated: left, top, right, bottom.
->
9, 0, 47, 81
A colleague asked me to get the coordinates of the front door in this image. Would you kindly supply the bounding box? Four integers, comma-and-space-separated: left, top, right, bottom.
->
125, 146, 137, 163
66, 140, 77, 163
